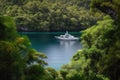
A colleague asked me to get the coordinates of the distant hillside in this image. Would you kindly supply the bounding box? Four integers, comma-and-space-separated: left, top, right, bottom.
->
0, 0, 104, 31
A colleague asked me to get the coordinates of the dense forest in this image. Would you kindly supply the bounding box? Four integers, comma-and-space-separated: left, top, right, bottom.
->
0, 0, 104, 31
0, 0, 120, 80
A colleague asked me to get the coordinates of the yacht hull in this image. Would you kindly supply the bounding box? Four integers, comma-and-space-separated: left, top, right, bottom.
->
55, 36, 79, 40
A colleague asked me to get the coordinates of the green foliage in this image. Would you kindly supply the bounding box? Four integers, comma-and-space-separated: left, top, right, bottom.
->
58, 1, 120, 80
45, 67, 59, 80
89, 1, 120, 80
90, 0, 120, 23
25, 49, 48, 66
81, 15, 115, 49
0, 16, 17, 40
0, 0, 120, 80
0, 16, 51, 80
0, 41, 25, 80
60, 15, 119, 80
0, 16, 25, 80
0, 0, 104, 31
81, 16, 120, 80
25, 64, 45, 80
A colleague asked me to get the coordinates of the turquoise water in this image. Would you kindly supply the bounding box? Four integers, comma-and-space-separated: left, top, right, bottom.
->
20, 32, 82, 70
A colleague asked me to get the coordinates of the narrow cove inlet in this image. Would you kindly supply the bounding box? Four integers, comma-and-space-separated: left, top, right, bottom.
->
20, 32, 82, 70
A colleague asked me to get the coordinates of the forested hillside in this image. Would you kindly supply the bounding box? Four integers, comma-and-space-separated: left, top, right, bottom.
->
0, 0, 104, 31
0, 0, 120, 80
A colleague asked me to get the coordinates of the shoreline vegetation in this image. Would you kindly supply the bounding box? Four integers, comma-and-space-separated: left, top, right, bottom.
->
0, 0, 120, 80
0, 0, 104, 32
17, 29, 83, 32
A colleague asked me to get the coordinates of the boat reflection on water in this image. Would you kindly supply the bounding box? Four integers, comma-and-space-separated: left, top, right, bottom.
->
59, 40, 77, 47
58, 40, 80, 54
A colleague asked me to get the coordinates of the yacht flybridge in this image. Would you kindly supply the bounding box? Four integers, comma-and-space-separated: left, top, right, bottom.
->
55, 31, 79, 40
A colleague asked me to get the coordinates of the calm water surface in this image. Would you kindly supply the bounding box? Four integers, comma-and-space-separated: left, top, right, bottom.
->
20, 32, 82, 70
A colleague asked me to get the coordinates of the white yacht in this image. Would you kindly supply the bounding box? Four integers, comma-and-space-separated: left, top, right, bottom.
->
55, 31, 79, 40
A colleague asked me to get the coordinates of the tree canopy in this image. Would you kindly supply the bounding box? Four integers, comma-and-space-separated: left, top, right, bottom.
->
0, 0, 104, 31
0, 16, 49, 80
